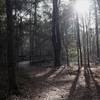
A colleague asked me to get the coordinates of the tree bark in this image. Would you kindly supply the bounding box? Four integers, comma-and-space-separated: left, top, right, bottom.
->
6, 0, 18, 95
97, 0, 100, 9
30, 0, 38, 64
65, 25, 70, 66
95, 2, 100, 58
82, 22, 86, 66
76, 14, 83, 66
86, 26, 90, 67
30, 0, 33, 64
52, 0, 61, 66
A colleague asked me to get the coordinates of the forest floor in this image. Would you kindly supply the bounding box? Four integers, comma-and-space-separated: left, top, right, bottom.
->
7, 61, 100, 100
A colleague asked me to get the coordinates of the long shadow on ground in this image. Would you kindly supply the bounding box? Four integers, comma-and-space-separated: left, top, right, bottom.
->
16, 65, 68, 99
83, 66, 93, 100
67, 66, 81, 100
86, 66, 100, 99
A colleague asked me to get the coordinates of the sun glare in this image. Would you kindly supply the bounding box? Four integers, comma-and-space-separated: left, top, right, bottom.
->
74, 0, 90, 16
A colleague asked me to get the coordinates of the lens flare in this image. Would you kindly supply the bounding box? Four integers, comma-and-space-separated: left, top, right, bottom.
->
74, 0, 90, 16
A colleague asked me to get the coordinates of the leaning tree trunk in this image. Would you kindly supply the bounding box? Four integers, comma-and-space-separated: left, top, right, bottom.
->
52, 0, 61, 66
6, 0, 19, 95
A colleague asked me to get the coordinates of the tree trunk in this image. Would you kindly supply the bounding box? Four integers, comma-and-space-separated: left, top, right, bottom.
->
82, 22, 86, 66
76, 14, 83, 66
30, 0, 33, 64
52, 0, 61, 66
86, 26, 90, 67
97, 0, 100, 10
65, 25, 70, 66
5, 0, 19, 95
95, 2, 99, 58
30, 0, 38, 64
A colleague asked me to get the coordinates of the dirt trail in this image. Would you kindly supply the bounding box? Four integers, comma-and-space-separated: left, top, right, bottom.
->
8, 62, 100, 100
